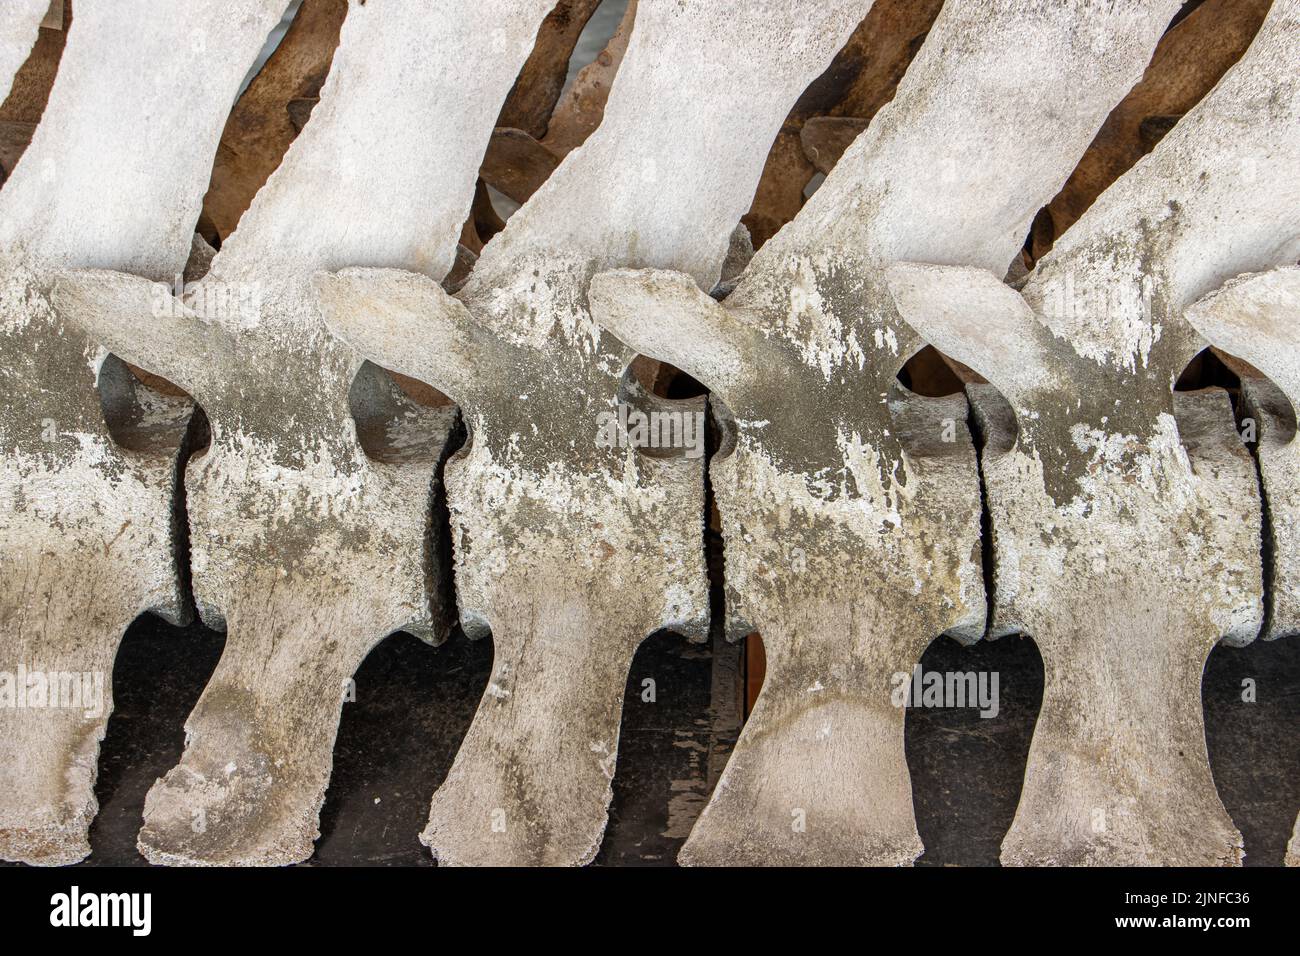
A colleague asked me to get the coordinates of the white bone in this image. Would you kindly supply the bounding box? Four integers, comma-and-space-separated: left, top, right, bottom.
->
883, 0, 1300, 864
0, 0, 289, 866
320, 0, 878, 866
593, 0, 1184, 865
52, 0, 556, 866
1185, 267, 1300, 640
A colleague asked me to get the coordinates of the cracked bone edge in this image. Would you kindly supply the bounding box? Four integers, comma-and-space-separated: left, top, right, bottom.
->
325, 0, 878, 867
884, 1, 1300, 865
0, 0, 288, 866
102, 0, 559, 867
593, 0, 1187, 866
1186, 266, 1300, 639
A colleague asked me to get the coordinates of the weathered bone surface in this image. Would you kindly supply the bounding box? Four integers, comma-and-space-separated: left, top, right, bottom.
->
0, 0, 286, 866
4, 0, 1291, 873
592, 0, 1183, 865
1185, 269, 1300, 640
888, 0, 1300, 865
55, 0, 555, 866
318, 0, 875, 866
1289, 814, 1300, 866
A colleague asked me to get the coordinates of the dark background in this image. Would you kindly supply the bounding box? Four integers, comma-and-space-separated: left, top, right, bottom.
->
48, 611, 1298, 867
